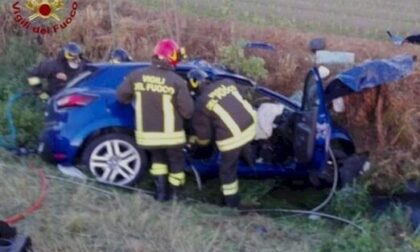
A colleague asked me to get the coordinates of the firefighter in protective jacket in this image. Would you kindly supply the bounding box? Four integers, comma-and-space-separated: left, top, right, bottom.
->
117, 39, 194, 201
27, 42, 88, 100
188, 69, 256, 208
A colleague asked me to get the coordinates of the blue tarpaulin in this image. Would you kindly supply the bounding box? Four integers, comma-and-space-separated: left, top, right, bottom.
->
335, 54, 416, 92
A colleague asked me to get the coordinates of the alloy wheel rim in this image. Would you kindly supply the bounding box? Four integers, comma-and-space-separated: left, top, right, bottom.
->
89, 139, 141, 185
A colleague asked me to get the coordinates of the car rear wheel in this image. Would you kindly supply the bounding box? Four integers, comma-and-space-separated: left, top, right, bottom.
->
82, 133, 148, 186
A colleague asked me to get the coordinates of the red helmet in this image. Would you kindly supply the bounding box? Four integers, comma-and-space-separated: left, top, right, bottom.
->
153, 39, 185, 66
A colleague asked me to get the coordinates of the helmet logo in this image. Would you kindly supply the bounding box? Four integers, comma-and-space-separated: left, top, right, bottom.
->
64, 51, 76, 60
26, 0, 64, 21
190, 79, 199, 89
187, 69, 209, 90
168, 51, 178, 64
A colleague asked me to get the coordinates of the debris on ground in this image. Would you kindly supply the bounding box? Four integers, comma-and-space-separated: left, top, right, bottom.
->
315, 50, 355, 65
0, 221, 32, 252
387, 31, 420, 46
309, 38, 326, 53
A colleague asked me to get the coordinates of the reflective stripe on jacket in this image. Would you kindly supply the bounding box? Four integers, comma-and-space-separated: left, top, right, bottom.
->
117, 60, 194, 148
192, 79, 256, 152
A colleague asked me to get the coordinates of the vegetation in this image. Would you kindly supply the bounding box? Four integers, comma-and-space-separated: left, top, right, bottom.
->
0, 0, 419, 251
218, 39, 268, 81
0, 37, 43, 148
1, 152, 419, 252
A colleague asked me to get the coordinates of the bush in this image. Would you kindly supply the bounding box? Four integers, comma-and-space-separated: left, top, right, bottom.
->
0, 37, 40, 97
0, 37, 42, 148
218, 39, 268, 81
0, 100, 43, 148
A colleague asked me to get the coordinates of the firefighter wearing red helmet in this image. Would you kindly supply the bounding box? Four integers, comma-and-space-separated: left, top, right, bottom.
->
117, 39, 193, 201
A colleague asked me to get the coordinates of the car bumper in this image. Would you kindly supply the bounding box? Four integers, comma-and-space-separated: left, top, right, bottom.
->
39, 126, 79, 166
38, 141, 55, 164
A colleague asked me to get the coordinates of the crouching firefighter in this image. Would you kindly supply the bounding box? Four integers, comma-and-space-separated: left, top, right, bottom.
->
117, 39, 193, 201
187, 69, 256, 208
27, 42, 88, 101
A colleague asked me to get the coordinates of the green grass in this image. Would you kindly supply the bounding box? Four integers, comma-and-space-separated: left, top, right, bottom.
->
133, 0, 420, 39
0, 151, 419, 252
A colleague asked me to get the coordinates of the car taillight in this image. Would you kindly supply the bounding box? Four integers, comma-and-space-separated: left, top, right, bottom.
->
56, 94, 96, 109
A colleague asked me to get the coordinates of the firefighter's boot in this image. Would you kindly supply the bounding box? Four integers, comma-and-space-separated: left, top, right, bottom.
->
168, 172, 186, 201
169, 185, 185, 201
224, 194, 240, 208
154, 175, 169, 202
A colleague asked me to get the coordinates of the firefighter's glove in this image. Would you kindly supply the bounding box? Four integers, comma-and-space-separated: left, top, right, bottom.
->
179, 47, 188, 60
27, 77, 42, 87
187, 136, 212, 159
186, 136, 198, 153
56, 72, 68, 81
39, 92, 50, 102
188, 135, 210, 146
188, 135, 199, 145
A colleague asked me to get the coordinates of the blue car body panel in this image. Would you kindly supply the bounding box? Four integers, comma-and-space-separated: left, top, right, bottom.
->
40, 60, 354, 178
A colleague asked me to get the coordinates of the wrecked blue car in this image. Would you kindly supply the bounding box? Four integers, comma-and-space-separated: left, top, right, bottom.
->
38, 55, 415, 186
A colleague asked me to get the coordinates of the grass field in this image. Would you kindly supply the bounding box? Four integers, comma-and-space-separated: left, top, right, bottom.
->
1, 151, 419, 252
134, 0, 420, 39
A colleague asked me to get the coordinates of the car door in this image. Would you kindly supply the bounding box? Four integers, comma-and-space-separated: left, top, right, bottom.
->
293, 68, 331, 169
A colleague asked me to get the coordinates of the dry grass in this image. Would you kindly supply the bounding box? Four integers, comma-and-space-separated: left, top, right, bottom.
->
0, 153, 418, 252
368, 150, 420, 193
0, 152, 321, 252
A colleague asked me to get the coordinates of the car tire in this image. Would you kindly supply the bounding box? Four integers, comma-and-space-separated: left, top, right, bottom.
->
81, 133, 148, 186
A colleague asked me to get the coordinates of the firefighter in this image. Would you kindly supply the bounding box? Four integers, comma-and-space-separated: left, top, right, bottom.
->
116, 39, 193, 201
187, 69, 256, 208
27, 42, 88, 100
109, 48, 133, 63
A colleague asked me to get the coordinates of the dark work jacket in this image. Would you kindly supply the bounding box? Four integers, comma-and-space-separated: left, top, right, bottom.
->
117, 59, 194, 148
28, 51, 87, 95
192, 79, 256, 152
